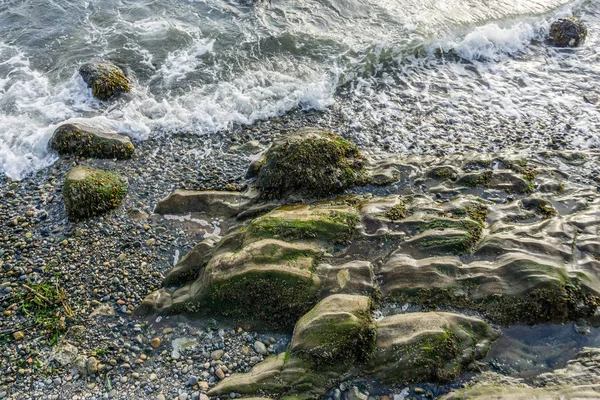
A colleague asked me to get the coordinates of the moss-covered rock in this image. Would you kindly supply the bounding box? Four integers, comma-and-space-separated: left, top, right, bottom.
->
245, 204, 359, 245
208, 352, 341, 399
210, 310, 496, 399
254, 128, 366, 199
381, 253, 600, 325
50, 123, 135, 159
63, 166, 127, 220
79, 61, 131, 100
366, 312, 499, 385
549, 18, 588, 48
140, 238, 324, 331
289, 294, 376, 367
138, 202, 362, 330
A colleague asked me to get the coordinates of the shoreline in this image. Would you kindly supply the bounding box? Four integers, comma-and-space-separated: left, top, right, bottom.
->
2, 105, 600, 400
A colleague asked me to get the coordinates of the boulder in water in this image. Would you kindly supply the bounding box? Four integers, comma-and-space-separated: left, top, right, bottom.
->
63, 166, 128, 220
50, 123, 135, 159
79, 61, 131, 100
549, 18, 588, 48
253, 128, 366, 199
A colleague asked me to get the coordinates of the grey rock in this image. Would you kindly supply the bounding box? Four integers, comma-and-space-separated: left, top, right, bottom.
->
253, 341, 268, 355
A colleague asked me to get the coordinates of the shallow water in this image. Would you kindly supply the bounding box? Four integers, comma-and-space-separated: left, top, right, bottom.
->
1, 0, 599, 179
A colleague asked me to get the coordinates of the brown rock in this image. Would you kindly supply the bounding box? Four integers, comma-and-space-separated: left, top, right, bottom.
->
151, 337, 161, 349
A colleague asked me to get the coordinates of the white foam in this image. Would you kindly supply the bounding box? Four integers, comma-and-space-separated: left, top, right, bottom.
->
159, 39, 215, 86
433, 21, 541, 61
0, 38, 335, 179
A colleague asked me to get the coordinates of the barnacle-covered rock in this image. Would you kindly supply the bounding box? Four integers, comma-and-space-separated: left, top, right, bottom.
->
50, 123, 134, 159
63, 166, 127, 220
549, 18, 588, 48
79, 61, 131, 100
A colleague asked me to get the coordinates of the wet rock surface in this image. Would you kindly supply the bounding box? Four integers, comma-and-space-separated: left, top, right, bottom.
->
79, 61, 131, 100
443, 347, 600, 399
549, 18, 588, 48
50, 123, 135, 160
143, 149, 600, 330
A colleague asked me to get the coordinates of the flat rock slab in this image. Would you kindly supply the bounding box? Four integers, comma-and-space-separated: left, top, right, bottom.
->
50, 123, 134, 159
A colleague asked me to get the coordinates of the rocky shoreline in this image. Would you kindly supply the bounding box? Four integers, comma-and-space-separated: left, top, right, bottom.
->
2, 102, 600, 400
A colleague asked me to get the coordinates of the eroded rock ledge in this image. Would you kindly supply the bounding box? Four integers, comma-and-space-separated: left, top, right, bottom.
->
137, 129, 600, 398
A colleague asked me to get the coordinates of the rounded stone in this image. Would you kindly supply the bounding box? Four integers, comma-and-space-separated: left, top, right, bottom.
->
50, 123, 135, 159
253, 341, 268, 355
151, 337, 161, 348
62, 166, 127, 220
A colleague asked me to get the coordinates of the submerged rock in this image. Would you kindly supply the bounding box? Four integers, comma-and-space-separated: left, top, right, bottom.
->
79, 61, 131, 100
549, 18, 588, 48
50, 123, 135, 159
253, 128, 366, 199
63, 166, 127, 220
442, 348, 600, 399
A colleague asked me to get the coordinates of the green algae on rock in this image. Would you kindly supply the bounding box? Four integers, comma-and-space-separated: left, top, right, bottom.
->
366, 312, 499, 385
254, 128, 366, 199
142, 149, 600, 334
209, 309, 497, 399
50, 123, 135, 159
79, 61, 131, 100
138, 202, 364, 330
63, 166, 127, 220
289, 294, 376, 367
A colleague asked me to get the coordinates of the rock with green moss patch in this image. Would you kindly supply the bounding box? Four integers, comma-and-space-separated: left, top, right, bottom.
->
50, 123, 135, 159
366, 312, 499, 384
208, 352, 340, 398
289, 294, 376, 366
254, 128, 366, 199
63, 166, 127, 220
381, 251, 600, 325
209, 310, 496, 399
79, 61, 131, 100
139, 237, 323, 330
138, 202, 362, 330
